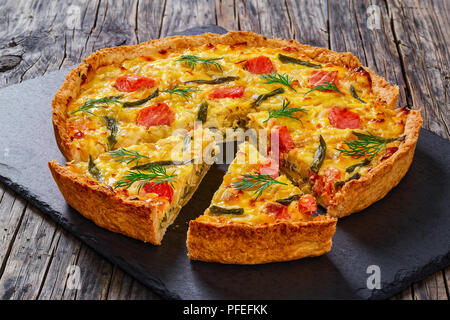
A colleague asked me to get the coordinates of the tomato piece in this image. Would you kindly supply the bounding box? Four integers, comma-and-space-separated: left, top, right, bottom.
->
328, 107, 361, 129
271, 125, 295, 154
136, 103, 175, 128
263, 202, 290, 220
143, 182, 174, 203
281, 46, 299, 53
381, 147, 398, 161
259, 158, 279, 178
312, 168, 341, 200
73, 130, 84, 139
113, 75, 156, 92
208, 86, 245, 99
297, 194, 317, 215
309, 173, 320, 185
243, 56, 275, 74
308, 70, 339, 90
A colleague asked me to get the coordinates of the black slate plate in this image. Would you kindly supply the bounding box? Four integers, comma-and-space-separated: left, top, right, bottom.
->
0, 25, 449, 300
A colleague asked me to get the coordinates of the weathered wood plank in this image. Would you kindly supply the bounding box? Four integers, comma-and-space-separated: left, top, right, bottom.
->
413, 271, 448, 300
237, 0, 293, 39
160, 0, 216, 37
136, 0, 167, 42
253, 0, 292, 39
73, 244, 113, 300
0, 187, 27, 272
106, 266, 135, 300
107, 266, 160, 300
37, 228, 81, 300
0, 182, 5, 200
328, 0, 408, 107
83, 0, 140, 52
215, 0, 238, 30
285, 0, 328, 47
236, 0, 261, 33
388, 0, 450, 138
0, 0, 102, 85
0, 205, 58, 299
328, 0, 367, 61
444, 267, 450, 299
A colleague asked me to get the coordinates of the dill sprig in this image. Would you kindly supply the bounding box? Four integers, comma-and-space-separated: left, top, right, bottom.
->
231, 172, 287, 200
161, 85, 198, 100
114, 165, 177, 193
305, 82, 344, 96
108, 148, 149, 166
71, 95, 124, 115
260, 72, 297, 92
176, 55, 223, 71
336, 131, 405, 160
263, 99, 307, 123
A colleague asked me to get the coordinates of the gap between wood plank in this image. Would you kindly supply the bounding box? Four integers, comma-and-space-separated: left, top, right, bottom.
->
0, 196, 28, 282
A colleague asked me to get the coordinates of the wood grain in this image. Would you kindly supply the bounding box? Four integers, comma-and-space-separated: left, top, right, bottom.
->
236, 0, 261, 33
0, 188, 27, 277
388, 0, 450, 138
215, 0, 238, 30
0, 0, 448, 300
160, 0, 216, 37
329, 0, 408, 107
37, 229, 81, 300
107, 266, 159, 300
285, 0, 328, 47
413, 271, 448, 300
0, 205, 58, 299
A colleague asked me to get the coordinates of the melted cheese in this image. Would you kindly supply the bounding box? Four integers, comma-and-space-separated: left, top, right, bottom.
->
66, 43, 408, 205
67, 128, 216, 208
196, 142, 322, 225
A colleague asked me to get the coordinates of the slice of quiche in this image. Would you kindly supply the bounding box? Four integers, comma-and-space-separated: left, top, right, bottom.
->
187, 142, 337, 264
49, 128, 217, 244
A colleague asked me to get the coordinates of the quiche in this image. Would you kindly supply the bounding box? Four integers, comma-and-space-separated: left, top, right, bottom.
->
187, 142, 337, 264
49, 31, 422, 262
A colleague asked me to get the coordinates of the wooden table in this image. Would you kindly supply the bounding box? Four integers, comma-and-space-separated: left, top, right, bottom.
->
0, 0, 448, 300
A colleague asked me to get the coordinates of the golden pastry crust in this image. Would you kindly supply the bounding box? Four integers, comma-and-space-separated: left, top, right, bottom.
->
49, 160, 162, 243
52, 31, 399, 161
187, 217, 337, 264
49, 160, 209, 244
325, 110, 422, 217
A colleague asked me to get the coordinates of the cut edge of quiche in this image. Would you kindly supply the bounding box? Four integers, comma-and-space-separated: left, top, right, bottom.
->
281, 109, 422, 218
187, 142, 337, 264
49, 128, 217, 245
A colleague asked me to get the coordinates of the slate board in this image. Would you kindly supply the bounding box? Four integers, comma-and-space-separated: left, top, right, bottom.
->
0, 25, 449, 300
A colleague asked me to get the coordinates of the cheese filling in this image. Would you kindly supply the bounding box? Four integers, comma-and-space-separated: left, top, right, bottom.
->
65, 42, 408, 211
